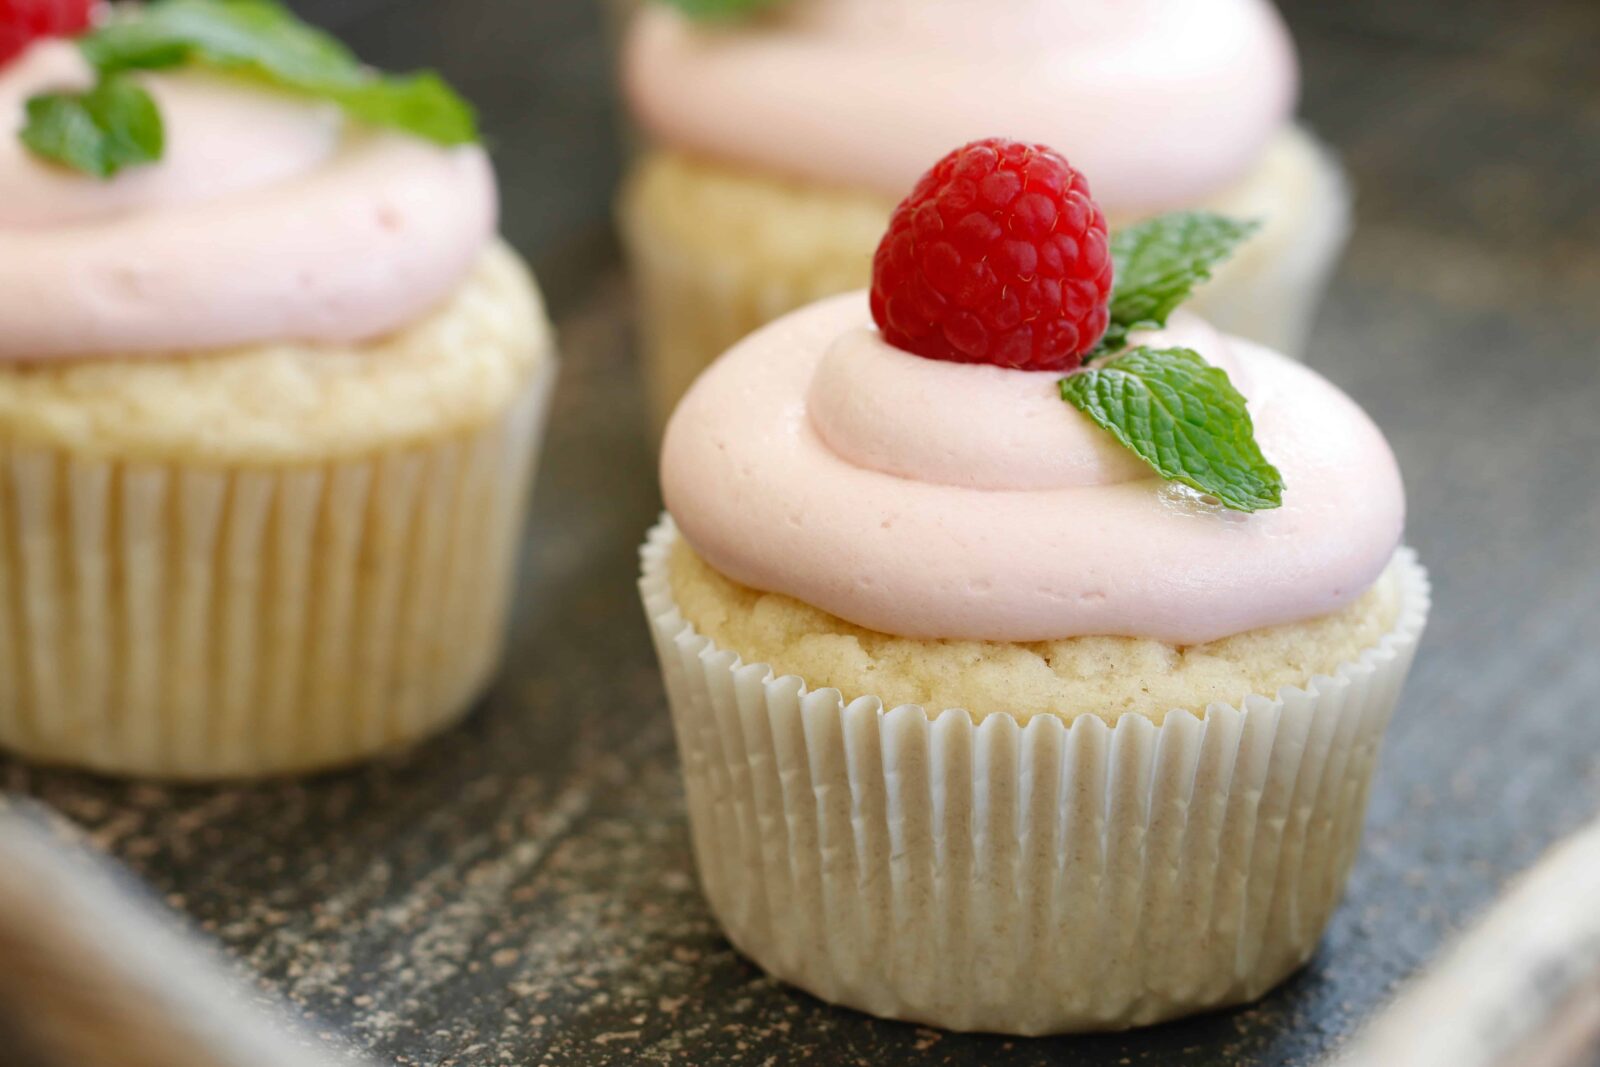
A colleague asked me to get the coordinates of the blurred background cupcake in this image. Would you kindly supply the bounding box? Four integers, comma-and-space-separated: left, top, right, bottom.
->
618, 0, 1351, 429
0, 5, 556, 779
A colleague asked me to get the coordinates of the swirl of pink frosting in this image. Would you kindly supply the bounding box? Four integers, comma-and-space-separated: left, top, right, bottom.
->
0, 41, 495, 360
624, 0, 1298, 213
662, 294, 1406, 644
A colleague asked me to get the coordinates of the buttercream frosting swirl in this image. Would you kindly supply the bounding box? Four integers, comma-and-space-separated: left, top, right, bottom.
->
0, 41, 495, 360
625, 0, 1298, 213
662, 294, 1405, 644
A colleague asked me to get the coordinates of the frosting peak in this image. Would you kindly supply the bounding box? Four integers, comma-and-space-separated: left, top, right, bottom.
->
809, 315, 1243, 493
0, 41, 495, 361
662, 294, 1405, 644
625, 0, 1298, 212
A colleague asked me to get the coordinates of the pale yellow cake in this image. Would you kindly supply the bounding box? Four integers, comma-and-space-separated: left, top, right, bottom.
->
0, 241, 550, 464
669, 537, 1399, 724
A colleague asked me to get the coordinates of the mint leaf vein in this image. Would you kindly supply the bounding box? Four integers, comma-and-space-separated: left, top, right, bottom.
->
1060, 346, 1284, 512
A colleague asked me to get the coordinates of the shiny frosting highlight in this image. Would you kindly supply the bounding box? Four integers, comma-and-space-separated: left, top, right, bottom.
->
625, 0, 1298, 212
0, 41, 495, 360
662, 295, 1405, 644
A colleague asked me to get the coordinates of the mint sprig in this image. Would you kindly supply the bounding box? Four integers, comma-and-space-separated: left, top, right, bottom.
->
1057, 211, 1283, 512
1061, 346, 1284, 512
1095, 213, 1260, 353
658, 0, 790, 19
324, 72, 477, 146
80, 0, 360, 80
20, 0, 476, 178
21, 76, 164, 178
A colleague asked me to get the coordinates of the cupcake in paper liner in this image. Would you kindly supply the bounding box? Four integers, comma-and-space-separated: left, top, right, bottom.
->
618, 0, 1353, 429
0, 16, 555, 779
639, 140, 1426, 1033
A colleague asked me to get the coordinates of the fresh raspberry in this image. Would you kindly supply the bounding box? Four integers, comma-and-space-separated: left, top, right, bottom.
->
870, 138, 1113, 371
0, 0, 95, 67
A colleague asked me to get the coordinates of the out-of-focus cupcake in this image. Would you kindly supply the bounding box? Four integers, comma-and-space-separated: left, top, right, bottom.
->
0, 4, 556, 779
640, 141, 1422, 1033
619, 0, 1351, 429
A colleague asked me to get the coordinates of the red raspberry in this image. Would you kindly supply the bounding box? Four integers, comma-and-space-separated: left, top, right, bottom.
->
0, 0, 94, 67
870, 138, 1113, 372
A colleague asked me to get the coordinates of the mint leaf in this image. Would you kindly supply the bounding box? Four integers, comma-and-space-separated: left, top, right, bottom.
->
658, 0, 789, 19
1060, 346, 1284, 512
21, 1, 479, 176
1097, 213, 1260, 352
82, 0, 358, 81
20, 76, 164, 178
328, 72, 477, 146
83, 0, 476, 143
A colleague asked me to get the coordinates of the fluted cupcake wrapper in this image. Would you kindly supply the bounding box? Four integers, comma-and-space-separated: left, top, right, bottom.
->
639, 518, 1429, 1034
0, 361, 555, 781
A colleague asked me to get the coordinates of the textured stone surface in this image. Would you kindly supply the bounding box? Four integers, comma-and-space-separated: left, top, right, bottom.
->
3, 0, 1599, 1064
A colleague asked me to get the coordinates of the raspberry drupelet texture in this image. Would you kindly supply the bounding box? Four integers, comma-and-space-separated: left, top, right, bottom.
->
0, 0, 94, 64
870, 138, 1113, 371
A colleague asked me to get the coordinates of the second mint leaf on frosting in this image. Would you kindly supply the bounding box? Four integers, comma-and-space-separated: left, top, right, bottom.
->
1097, 213, 1260, 353
20, 76, 163, 178
1060, 346, 1284, 512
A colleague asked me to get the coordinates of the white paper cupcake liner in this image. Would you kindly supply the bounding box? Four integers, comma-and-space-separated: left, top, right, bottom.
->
0, 361, 555, 781
639, 518, 1429, 1034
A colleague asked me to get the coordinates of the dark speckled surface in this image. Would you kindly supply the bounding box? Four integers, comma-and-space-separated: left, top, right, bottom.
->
4, 1, 1600, 1064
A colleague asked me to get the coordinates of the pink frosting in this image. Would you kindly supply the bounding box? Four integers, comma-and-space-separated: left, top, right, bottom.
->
0, 41, 495, 360
662, 294, 1406, 644
624, 0, 1298, 212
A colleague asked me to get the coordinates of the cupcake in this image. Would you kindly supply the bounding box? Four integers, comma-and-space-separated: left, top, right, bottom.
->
0, 2, 556, 779
619, 0, 1352, 429
640, 141, 1425, 1033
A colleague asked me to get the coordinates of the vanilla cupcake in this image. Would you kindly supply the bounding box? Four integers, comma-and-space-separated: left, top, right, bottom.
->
0, 9, 555, 779
619, 0, 1351, 429
640, 141, 1423, 1033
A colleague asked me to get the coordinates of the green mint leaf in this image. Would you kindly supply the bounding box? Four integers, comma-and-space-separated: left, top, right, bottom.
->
19, 76, 164, 178
1060, 346, 1284, 512
327, 72, 478, 147
81, 0, 357, 80
80, 0, 477, 145
1097, 213, 1260, 352
657, 0, 790, 19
